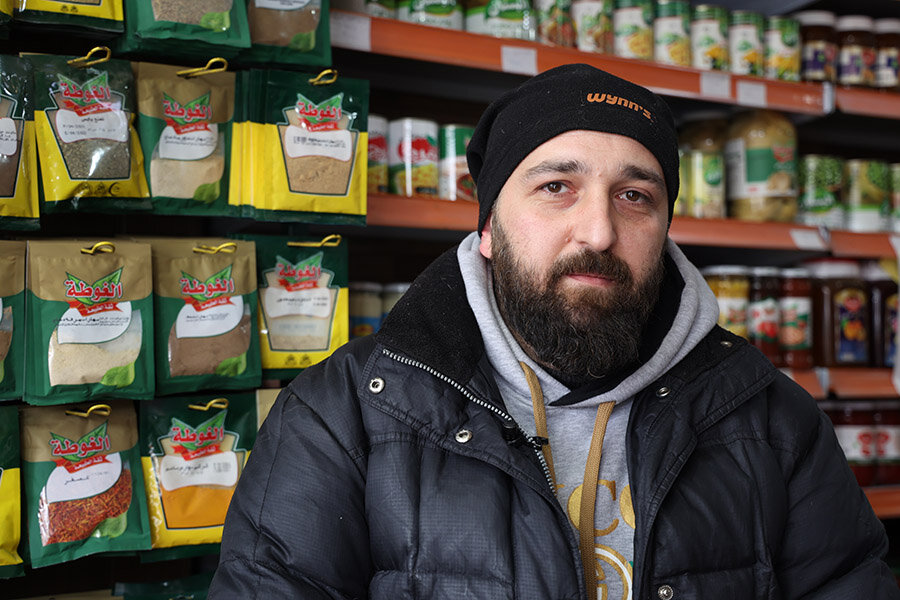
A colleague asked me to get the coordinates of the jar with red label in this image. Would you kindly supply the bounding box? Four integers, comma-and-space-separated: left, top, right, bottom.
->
876, 401, 900, 485
823, 399, 877, 486
778, 267, 813, 369
836, 15, 877, 87
748, 266, 781, 365
863, 260, 898, 368
806, 258, 870, 367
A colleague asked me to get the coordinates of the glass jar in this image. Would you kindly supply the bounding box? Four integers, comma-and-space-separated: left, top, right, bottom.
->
349, 282, 383, 338
824, 399, 878, 487
678, 113, 728, 219
778, 267, 813, 369
806, 258, 870, 367
702, 265, 749, 338
863, 260, 898, 368
874, 18, 900, 91
876, 401, 900, 485
794, 10, 837, 83
748, 266, 782, 366
836, 15, 877, 87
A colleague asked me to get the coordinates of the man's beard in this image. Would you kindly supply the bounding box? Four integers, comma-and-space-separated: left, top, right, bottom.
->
491, 218, 665, 382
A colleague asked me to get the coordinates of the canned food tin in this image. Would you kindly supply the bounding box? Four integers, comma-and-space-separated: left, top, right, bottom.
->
613, 0, 653, 60
691, 4, 729, 71
729, 10, 764, 76
466, 0, 536, 40
798, 154, 844, 228
765, 16, 801, 81
536, 0, 575, 46
572, 0, 613, 53
388, 118, 439, 197
367, 114, 388, 195
399, 0, 463, 29
686, 150, 726, 218
892, 163, 900, 233
366, 0, 396, 18
653, 0, 690, 66
844, 159, 891, 232
438, 124, 477, 202
702, 265, 750, 339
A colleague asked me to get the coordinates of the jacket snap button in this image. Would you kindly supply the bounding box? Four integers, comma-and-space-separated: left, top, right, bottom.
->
655, 386, 670, 398
368, 377, 385, 394
720, 340, 733, 348
455, 429, 473, 443
657, 584, 674, 600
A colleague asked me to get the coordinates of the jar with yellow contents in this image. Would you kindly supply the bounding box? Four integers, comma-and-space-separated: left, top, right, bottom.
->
702, 265, 750, 338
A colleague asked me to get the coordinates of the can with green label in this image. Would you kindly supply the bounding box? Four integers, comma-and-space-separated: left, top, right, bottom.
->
653, 0, 690, 66
765, 16, 801, 81
798, 154, 844, 228
691, 4, 729, 70
438, 124, 477, 202
892, 163, 900, 232
729, 10, 764, 76
844, 159, 890, 232
467, 0, 536, 40
388, 118, 439, 198
399, 0, 463, 29
613, 0, 653, 60
572, 0, 613, 53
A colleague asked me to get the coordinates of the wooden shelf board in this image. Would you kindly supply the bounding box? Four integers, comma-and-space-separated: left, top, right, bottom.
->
865, 486, 900, 519
366, 193, 478, 230
829, 230, 897, 259
836, 87, 900, 120
828, 368, 898, 398
669, 217, 827, 251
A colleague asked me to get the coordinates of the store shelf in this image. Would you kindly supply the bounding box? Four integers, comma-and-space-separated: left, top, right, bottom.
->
330, 10, 828, 115
366, 193, 478, 230
829, 230, 899, 260
836, 87, 900, 120
865, 486, 900, 519
670, 217, 827, 251
826, 368, 899, 398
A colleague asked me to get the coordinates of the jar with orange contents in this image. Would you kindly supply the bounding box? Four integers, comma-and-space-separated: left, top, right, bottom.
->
806, 258, 870, 367
823, 399, 877, 487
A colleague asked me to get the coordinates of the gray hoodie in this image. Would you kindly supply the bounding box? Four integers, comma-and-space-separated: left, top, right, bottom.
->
457, 232, 719, 600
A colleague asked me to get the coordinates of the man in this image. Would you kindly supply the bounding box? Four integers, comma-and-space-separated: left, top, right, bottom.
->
210, 64, 898, 599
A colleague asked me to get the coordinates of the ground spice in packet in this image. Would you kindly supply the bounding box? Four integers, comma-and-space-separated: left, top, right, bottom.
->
244, 69, 368, 225
135, 61, 237, 217
0, 404, 23, 579
140, 393, 256, 548
0, 241, 25, 401
235, 233, 347, 380
28, 49, 150, 213
15, 0, 124, 32
241, 0, 331, 67
141, 237, 260, 395
25, 240, 155, 406
0, 55, 39, 230
20, 400, 151, 568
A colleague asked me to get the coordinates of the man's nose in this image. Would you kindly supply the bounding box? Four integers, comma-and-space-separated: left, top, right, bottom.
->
571, 194, 616, 253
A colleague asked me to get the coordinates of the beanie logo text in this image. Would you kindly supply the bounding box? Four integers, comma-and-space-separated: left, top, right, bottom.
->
586, 93, 652, 120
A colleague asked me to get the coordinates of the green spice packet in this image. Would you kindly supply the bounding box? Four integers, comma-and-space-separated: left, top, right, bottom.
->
20, 400, 152, 568
139, 393, 257, 548
234, 233, 348, 380
25, 240, 155, 406
0, 405, 23, 579
0, 55, 39, 231
239, 0, 331, 67
135, 61, 237, 217
0, 241, 26, 401
117, 0, 250, 59
139, 237, 261, 395
15, 0, 124, 32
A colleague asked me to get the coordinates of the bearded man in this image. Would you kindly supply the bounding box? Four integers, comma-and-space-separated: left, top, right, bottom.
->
211, 64, 899, 600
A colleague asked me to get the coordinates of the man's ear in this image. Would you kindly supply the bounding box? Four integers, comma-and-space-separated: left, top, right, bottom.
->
479, 213, 493, 259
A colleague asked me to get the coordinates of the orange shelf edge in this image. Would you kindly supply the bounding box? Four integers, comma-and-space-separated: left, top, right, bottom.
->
366, 193, 478, 230
836, 88, 900, 120
669, 217, 826, 251
865, 486, 900, 519
828, 368, 899, 398
829, 230, 897, 259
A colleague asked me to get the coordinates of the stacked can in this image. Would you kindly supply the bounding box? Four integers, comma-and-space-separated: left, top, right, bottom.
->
388, 118, 439, 198
844, 159, 891, 233
398, 0, 463, 29
572, 0, 613, 53
729, 10, 764, 76
367, 114, 389, 195
536, 0, 575, 46
691, 4, 729, 71
366, 0, 396, 17
798, 154, 844, 229
466, 0, 536, 40
765, 16, 801, 81
892, 164, 900, 233
438, 124, 477, 201
613, 0, 653, 60
653, 0, 690, 67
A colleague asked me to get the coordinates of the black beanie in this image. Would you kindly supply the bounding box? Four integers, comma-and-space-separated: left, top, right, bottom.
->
467, 63, 680, 233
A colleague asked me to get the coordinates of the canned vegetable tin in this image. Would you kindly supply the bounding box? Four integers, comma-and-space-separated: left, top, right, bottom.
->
467, 0, 536, 40
388, 118, 439, 197
691, 4, 729, 71
844, 159, 891, 232
572, 0, 613, 53
654, 0, 690, 66
798, 154, 844, 229
399, 0, 464, 29
535, 0, 575, 46
367, 114, 388, 194
613, 0, 653, 60
438, 124, 477, 202
765, 16, 801, 81
892, 163, 900, 233
729, 10, 764, 76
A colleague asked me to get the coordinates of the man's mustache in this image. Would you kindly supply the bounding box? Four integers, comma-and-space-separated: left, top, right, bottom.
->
547, 250, 633, 287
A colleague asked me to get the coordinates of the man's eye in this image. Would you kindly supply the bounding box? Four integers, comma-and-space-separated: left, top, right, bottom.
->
542, 181, 565, 194
622, 190, 650, 203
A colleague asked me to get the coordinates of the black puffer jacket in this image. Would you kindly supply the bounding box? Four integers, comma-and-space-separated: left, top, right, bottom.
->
210, 247, 898, 600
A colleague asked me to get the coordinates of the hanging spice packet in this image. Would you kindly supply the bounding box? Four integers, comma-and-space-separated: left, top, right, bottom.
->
237, 234, 347, 379
28, 48, 150, 213
135, 60, 236, 217
0, 241, 25, 401
140, 394, 257, 548
0, 55, 39, 231
25, 240, 155, 406
20, 401, 151, 568
0, 405, 23, 579
143, 237, 260, 395
245, 69, 368, 225
117, 0, 250, 58
242, 0, 331, 67
15, 0, 124, 32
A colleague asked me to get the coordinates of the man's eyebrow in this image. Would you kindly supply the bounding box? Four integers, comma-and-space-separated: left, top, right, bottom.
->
522, 159, 589, 180
620, 164, 666, 191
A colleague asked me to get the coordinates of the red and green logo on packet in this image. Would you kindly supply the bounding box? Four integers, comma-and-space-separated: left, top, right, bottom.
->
49, 421, 112, 473
294, 93, 343, 131
180, 265, 235, 311
162, 92, 213, 134
169, 410, 227, 461
275, 253, 322, 291
57, 72, 118, 115
64, 268, 124, 316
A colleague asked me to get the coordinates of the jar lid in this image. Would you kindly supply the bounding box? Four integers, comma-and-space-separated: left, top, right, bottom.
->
779, 267, 810, 278
835, 15, 875, 32
383, 282, 412, 294
803, 258, 862, 279
350, 281, 384, 293
792, 10, 836, 27
750, 266, 781, 277
875, 19, 900, 35
701, 265, 750, 277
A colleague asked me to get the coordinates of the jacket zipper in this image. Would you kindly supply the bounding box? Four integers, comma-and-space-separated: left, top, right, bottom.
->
382, 347, 557, 494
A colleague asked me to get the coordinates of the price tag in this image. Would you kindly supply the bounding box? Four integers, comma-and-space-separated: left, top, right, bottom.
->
736, 80, 767, 107
789, 228, 826, 250
700, 71, 731, 99
330, 11, 372, 52
822, 82, 835, 114
501, 46, 538, 76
